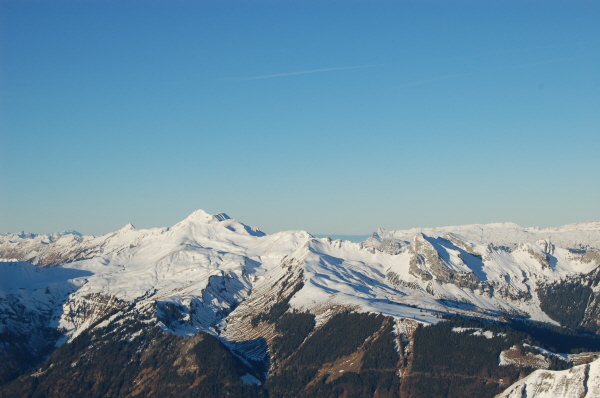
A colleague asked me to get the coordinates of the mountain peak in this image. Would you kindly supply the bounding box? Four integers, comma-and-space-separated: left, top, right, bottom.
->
181, 209, 229, 225
175, 210, 265, 236
117, 223, 136, 232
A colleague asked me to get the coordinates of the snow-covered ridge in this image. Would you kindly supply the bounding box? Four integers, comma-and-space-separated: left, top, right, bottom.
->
366, 220, 600, 252
0, 210, 265, 268
2, 210, 600, 349
498, 357, 600, 397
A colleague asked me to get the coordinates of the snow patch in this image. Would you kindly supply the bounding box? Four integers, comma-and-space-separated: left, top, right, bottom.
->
240, 373, 261, 385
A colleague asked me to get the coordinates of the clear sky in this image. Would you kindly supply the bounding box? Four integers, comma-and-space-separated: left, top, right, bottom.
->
1, 0, 599, 236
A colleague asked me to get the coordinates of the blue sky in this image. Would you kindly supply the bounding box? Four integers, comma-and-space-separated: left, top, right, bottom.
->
1, 0, 599, 236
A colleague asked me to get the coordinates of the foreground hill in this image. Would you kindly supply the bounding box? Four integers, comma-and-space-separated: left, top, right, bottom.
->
498, 356, 600, 398
1, 210, 600, 397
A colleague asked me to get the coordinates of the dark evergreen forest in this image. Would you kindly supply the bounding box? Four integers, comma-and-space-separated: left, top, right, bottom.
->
2, 308, 600, 398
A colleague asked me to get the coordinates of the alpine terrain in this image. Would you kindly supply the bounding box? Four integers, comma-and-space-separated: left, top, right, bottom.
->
1, 210, 600, 397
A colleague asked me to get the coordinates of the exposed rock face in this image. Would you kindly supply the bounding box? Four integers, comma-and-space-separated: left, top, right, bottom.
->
408, 234, 479, 289
377, 238, 407, 255
512, 242, 553, 269
568, 249, 600, 265
220, 257, 306, 364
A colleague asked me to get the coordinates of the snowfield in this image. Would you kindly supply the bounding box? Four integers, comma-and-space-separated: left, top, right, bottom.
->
2, 209, 600, 342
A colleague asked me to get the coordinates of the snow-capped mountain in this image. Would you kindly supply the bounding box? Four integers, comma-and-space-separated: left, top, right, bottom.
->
1, 210, 600, 397
498, 357, 600, 398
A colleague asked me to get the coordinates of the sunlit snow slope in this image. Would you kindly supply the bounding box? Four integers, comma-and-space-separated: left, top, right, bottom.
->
498, 357, 600, 398
2, 210, 600, 343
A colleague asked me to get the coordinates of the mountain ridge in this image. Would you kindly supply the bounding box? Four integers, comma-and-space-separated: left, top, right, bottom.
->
2, 210, 600, 397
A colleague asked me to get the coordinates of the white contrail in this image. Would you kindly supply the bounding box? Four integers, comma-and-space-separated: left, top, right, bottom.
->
239, 64, 386, 81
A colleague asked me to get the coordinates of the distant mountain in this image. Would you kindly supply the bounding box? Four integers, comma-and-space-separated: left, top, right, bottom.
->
313, 234, 371, 243
1, 210, 600, 397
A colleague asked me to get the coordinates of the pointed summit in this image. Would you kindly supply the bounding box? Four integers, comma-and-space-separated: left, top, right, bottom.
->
180, 209, 226, 225
174, 209, 265, 237
116, 223, 136, 232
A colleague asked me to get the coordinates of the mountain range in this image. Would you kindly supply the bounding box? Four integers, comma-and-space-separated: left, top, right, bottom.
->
1, 210, 600, 397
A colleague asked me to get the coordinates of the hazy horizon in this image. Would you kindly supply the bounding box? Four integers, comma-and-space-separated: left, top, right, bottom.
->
2, 207, 599, 239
